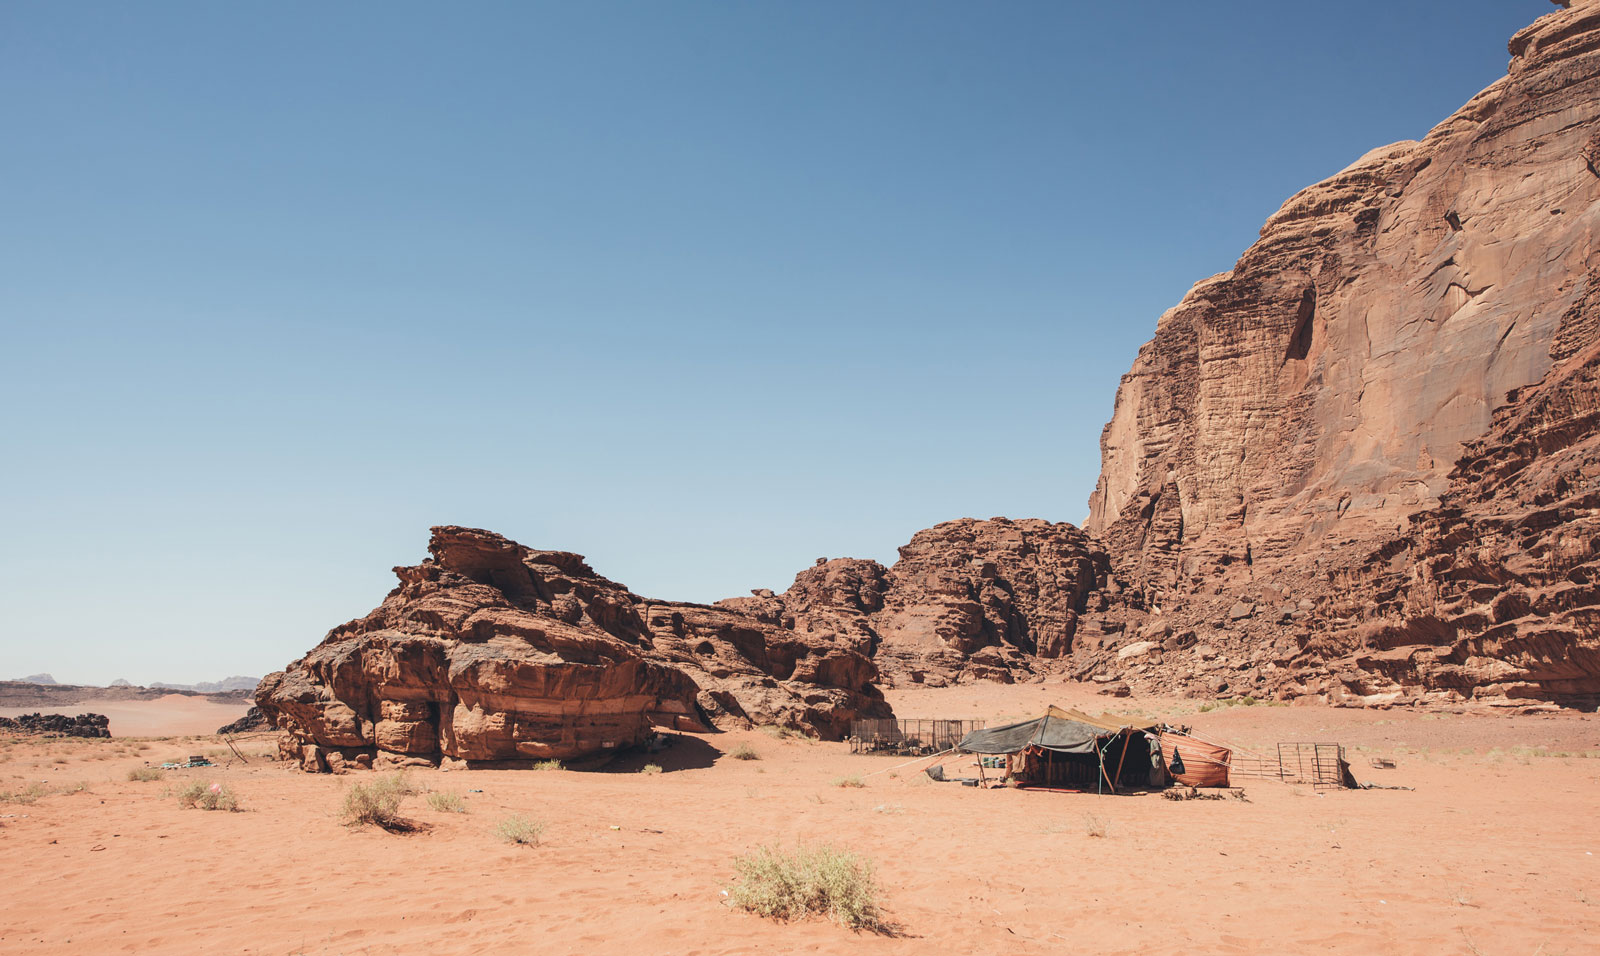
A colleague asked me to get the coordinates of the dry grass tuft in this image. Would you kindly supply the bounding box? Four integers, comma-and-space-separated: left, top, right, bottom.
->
641, 763, 663, 775
0, 782, 53, 804
832, 775, 865, 789
178, 780, 240, 811
426, 790, 466, 813
532, 759, 563, 772
127, 767, 164, 782
495, 814, 545, 845
1083, 812, 1109, 838
726, 843, 883, 931
339, 773, 411, 828
729, 744, 760, 761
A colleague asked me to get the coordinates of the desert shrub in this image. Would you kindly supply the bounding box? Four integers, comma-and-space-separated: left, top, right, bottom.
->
641, 763, 663, 775
177, 780, 239, 811
832, 775, 865, 789
726, 843, 882, 931
495, 814, 544, 845
339, 772, 410, 827
426, 789, 466, 813
127, 767, 163, 782
532, 759, 563, 772
758, 725, 801, 740
729, 744, 760, 761
1083, 812, 1109, 838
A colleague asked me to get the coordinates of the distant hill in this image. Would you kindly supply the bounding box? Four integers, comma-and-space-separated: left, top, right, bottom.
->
149, 676, 260, 694
16, 673, 58, 685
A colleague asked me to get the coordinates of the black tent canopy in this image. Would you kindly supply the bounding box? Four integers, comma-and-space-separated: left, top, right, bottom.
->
957, 706, 1159, 755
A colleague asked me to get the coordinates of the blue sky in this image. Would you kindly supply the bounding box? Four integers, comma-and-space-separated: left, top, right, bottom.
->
0, 1, 1546, 684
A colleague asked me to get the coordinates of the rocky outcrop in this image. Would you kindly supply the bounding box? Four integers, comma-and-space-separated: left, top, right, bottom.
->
719, 518, 1124, 687
0, 713, 111, 738
257, 527, 889, 771
1076, 1, 1600, 706
217, 706, 269, 735
865, 519, 1116, 684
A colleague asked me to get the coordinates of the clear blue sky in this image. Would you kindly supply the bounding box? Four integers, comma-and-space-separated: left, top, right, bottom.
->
0, 1, 1545, 685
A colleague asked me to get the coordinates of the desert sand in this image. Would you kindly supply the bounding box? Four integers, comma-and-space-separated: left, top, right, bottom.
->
1, 683, 1595, 956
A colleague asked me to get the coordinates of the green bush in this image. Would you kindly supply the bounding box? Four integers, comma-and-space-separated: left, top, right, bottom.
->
495, 814, 545, 845
729, 744, 760, 761
127, 767, 164, 782
726, 843, 882, 931
426, 790, 466, 813
177, 780, 239, 811
339, 772, 410, 827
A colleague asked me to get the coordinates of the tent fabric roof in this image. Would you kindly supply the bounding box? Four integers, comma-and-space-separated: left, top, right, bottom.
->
956, 706, 1159, 755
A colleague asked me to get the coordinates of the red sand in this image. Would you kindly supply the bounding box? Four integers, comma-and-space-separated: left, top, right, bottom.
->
0, 682, 1595, 955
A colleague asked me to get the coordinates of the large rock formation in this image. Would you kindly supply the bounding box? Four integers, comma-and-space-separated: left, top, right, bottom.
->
1078, 1, 1600, 706
719, 518, 1120, 687
257, 526, 890, 771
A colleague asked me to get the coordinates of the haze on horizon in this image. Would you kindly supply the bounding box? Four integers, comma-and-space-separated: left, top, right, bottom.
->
0, 1, 1543, 685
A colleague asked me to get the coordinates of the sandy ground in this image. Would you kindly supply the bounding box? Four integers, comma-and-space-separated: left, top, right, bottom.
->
0, 695, 254, 737
0, 682, 1596, 956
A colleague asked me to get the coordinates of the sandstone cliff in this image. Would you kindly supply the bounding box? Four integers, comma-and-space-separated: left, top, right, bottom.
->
1081, 1, 1600, 707
1089, 0, 1600, 587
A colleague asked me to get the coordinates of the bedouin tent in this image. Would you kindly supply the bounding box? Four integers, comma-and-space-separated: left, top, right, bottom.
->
956, 706, 1164, 793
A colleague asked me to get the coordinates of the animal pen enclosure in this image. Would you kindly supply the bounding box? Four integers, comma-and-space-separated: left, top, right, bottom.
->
849, 719, 985, 755
1228, 741, 1353, 789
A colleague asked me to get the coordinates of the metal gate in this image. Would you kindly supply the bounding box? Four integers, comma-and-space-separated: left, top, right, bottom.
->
848, 718, 985, 755
1226, 741, 1349, 789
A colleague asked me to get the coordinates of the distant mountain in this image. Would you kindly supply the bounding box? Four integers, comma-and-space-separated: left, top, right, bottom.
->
148, 676, 260, 694
16, 673, 57, 685
109, 678, 133, 687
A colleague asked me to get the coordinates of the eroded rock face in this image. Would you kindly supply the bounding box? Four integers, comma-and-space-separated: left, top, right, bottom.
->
1087, 1, 1600, 597
717, 518, 1121, 687
257, 527, 889, 771
1073, 2, 1600, 707
1304, 266, 1600, 707
867, 519, 1113, 684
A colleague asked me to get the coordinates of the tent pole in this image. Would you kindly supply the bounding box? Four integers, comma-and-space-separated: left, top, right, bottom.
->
1111, 728, 1131, 791
1094, 737, 1115, 795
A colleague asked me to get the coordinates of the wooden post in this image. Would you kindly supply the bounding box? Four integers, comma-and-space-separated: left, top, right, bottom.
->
1111, 728, 1131, 791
